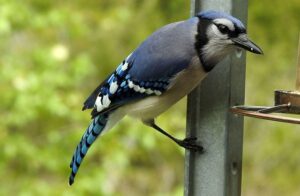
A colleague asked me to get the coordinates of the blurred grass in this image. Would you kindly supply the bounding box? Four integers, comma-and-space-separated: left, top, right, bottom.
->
0, 0, 300, 195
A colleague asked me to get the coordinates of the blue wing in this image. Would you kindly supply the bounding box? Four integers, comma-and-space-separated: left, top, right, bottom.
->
83, 18, 198, 117
84, 54, 171, 118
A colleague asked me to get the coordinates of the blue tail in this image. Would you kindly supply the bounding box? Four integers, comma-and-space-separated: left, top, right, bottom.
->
69, 114, 108, 185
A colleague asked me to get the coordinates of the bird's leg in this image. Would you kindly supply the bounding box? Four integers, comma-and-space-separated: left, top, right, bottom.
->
143, 119, 204, 152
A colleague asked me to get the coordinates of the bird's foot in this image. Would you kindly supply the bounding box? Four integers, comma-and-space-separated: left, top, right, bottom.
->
175, 137, 204, 153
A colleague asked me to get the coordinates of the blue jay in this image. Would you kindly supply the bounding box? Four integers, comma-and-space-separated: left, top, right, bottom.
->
69, 10, 263, 185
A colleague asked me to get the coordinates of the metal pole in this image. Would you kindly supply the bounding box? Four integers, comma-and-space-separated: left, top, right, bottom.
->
185, 1, 247, 196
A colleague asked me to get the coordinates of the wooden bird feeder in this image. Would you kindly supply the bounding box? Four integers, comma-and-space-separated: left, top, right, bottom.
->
231, 35, 300, 124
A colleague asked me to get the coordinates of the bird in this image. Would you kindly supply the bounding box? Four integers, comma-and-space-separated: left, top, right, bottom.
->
68, 10, 263, 185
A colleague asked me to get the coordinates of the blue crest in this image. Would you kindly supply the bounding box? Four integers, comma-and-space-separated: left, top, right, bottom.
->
198, 10, 245, 30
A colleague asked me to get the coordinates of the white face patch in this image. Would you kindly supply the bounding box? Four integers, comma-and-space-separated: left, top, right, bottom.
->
202, 23, 236, 64
210, 25, 228, 39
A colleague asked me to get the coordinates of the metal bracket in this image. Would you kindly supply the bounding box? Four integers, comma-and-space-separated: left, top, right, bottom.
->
231, 89, 300, 124
231, 104, 300, 124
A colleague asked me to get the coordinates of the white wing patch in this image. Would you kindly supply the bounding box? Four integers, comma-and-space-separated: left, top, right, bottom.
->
102, 95, 111, 107
139, 87, 146, 93
145, 89, 153, 94
154, 90, 162, 96
127, 79, 162, 95
121, 62, 129, 71
128, 80, 134, 88
94, 53, 134, 113
109, 81, 118, 94
93, 52, 167, 113
95, 96, 104, 112
95, 94, 111, 112
133, 84, 140, 92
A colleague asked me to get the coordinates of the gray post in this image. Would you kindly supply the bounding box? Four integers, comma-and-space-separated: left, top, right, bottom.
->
184, 1, 247, 196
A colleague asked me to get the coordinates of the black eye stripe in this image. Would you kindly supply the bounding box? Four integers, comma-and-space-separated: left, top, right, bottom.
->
212, 23, 246, 38
216, 24, 230, 34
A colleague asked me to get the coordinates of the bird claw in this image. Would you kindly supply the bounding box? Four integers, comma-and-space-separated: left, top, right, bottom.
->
176, 137, 204, 153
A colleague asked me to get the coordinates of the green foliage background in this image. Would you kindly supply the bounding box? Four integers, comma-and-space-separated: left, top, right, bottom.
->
0, 0, 300, 195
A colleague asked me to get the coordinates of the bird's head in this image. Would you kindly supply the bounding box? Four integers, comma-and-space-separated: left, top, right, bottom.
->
195, 10, 263, 71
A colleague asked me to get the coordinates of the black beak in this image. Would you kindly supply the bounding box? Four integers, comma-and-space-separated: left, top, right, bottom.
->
232, 35, 263, 54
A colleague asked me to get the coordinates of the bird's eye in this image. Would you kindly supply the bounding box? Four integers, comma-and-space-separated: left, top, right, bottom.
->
217, 24, 229, 34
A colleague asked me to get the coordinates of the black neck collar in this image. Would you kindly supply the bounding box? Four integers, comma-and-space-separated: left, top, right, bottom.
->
194, 17, 216, 72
